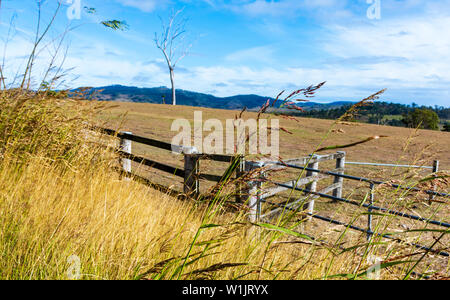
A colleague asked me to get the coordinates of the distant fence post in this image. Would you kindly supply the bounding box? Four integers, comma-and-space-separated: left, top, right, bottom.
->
246, 161, 264, 222
429, 160, 439, 204
367, 183, 374, 241
119, 131, 132, 179
333, 151, 346, 199
184, 148, 200, 197
305, 155, 319, 221
235, 155, 246, 203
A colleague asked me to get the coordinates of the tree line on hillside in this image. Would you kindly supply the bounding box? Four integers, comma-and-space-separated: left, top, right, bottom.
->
292, 102, 450, 131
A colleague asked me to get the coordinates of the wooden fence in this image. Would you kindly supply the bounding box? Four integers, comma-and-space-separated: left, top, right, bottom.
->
98, 128, 347, 220
95, 127, 449, 257
97, 127, 346, 217
97, 127, 243, 197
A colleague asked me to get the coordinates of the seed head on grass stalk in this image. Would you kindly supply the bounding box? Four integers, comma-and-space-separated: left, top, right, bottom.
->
313, 89, 390, 153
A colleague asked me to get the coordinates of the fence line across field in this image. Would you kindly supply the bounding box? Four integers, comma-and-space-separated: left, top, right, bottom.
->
345, 159, 440, 203
254, 156, 449, 228
92, 126, 449, 259
269, 162, 448, 198
250, 154, 449, 258
345, 161, 438, 170
265, 202, 449, 258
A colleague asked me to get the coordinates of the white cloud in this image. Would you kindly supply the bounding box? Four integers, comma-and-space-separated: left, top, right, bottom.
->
76, 1, 450, 105
322, 14, 450, 89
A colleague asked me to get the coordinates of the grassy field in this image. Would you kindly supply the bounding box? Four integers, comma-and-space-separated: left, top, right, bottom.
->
95, 101, 449, 277
1, 95, 448, 280
98, 102, 450, 196
99, 102, 450, 168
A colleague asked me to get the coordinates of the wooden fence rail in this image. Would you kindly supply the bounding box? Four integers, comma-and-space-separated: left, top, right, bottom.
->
94, 126, 240, 198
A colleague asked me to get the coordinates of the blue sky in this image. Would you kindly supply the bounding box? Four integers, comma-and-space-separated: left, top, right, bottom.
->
1, 0, 450, 106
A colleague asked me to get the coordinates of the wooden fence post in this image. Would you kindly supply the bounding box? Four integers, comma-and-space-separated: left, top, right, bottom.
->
246, 161, 264, 222
119, 131, 132, 179
305, 155, 319, 221
429, 160, 439, 204
183, 147, 200, 197
333, 151, 346, 199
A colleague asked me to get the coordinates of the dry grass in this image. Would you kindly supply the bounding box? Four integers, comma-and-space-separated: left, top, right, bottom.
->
0, 152, 418, 280
93, 101, 449, 279
0, 95, 448, 280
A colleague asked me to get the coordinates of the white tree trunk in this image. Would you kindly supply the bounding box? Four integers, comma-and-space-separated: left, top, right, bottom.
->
170, 68, 176, 106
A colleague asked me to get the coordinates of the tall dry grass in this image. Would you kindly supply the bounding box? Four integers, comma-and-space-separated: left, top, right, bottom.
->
1, 90, 448, 280
0, 91, 398, 279
0, 148, 394, 280
0, 84, 448, 280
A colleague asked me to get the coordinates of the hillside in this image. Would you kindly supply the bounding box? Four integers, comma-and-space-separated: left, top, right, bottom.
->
99, 101, 450, 170
88, 85, 354, 111
84, 85, 450, 131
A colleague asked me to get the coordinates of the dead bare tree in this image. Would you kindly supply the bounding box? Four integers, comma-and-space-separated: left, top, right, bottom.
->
154, 9, 191, 106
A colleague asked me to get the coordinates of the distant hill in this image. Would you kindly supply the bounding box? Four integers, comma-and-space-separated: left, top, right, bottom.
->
83, 85, 449, 131
87, 85, 354, 111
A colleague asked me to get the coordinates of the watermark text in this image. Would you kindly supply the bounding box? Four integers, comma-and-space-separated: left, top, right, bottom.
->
171, 111, 279, 158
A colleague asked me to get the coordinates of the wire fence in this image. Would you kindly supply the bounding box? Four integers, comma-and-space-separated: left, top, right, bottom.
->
345, 161, 437, 170
248, 154, 449, 258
